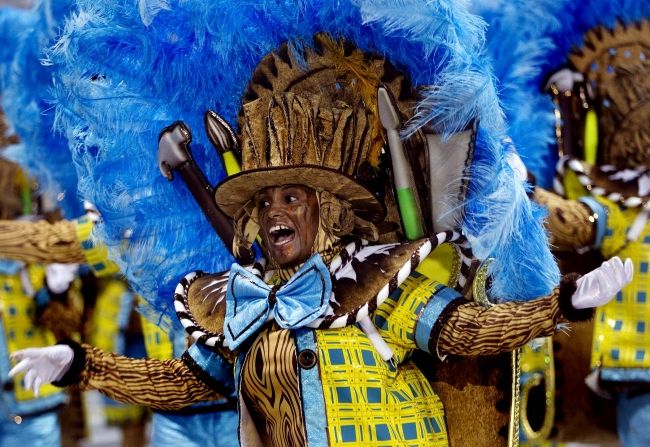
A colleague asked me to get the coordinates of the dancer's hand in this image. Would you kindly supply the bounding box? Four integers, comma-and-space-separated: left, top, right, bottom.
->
9, 346, 74, 396
544, 68, 584, 91
45, 263, 78, 294
572, 257, 633, 309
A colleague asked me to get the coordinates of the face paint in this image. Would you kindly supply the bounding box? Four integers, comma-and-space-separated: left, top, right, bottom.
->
257, 185, 319, 268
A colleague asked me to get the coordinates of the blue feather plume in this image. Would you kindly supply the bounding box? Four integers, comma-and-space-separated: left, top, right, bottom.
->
0, 0, 83, 217
47, 0, 560, 319
475, 0, 650, 186
471, 0, 648, 296
471, 0, 567, 188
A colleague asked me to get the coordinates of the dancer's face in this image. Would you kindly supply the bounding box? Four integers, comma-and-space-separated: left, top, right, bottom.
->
257, 185, 319, 268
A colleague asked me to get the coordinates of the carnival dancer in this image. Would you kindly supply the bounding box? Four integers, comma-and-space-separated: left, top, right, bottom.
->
8, 87, 633, 446
0, 157, 67, 447
14, 1, 636, 445
533, 17, 650, 447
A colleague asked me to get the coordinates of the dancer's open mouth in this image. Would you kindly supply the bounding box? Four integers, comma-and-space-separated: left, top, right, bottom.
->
269, 224, 296, 246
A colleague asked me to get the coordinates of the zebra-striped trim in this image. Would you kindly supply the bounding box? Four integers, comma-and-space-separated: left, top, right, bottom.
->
175, 232, 467, 346
308, 231, 464, 329
457, 240, 473, 290
328, 239, 368, 276
174, 270, 226, 349
554, 156, 647, 208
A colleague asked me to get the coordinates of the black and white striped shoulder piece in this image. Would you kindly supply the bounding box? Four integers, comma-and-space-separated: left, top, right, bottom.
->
309, 231, 465, 329
456, 238, 474, 292
554, 156, 650, 208
174, 271, 227, 348
173, 262, 265, 349
174, 234, 466, 348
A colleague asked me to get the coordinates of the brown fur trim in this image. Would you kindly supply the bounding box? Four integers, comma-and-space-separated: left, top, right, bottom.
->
558, 273, 594, 322
181, 351, 235, 397
52, 339, 87, 387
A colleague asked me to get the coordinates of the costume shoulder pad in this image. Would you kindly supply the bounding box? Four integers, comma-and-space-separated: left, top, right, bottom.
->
174, 270, 229, 350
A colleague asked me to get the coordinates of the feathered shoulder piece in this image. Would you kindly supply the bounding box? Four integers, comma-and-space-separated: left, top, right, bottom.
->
175, 233, 465, 351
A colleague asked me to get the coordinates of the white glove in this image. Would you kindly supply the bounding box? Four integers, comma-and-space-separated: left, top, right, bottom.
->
544, 68, 584, 91
83, 200, 102, 223
572, 256, 633, 309
45, 263, 79, 294
9, 346, 74, 396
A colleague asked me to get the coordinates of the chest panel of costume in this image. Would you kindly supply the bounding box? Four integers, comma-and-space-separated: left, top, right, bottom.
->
590, 196, 650, 372
316, 325, 447, 446
75, 216, 119, 277
412, 242, 459, 289
140, 314, 175, 361
373, 270, 449, 359
89, 280, 133, 352
229, 268, 451, 446
241, 326, 305, 447
0, 266, 60, 401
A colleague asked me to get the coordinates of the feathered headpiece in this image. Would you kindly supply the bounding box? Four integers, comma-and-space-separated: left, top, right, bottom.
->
46, 0, 560, 320
475, 0, 650, 184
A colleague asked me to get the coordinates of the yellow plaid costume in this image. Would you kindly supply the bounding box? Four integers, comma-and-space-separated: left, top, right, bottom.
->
75, 216, 119, 277
559, 172, 650, 378
590, 196, 650, 374
316, 272, 450, 446
0, 264, 65, 413
67, 241, 576, 447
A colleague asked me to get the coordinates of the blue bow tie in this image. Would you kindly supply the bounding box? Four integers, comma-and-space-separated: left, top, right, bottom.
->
224, 254, 332, 349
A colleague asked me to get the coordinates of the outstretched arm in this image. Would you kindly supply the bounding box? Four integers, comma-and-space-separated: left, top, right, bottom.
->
71, 344, 227, 410
422, 257, 632, 357
0, 216, 119, 277
438, 282, 573, 356
10, 341, 231, 411
533, 187, 600, 251
0, 219, 86, 263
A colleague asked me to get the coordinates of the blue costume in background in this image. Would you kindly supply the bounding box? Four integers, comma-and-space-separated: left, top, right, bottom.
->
0, 260, 65, 447
0, 1, 239, 445
476, 1, 650, 445
144, 326, 238, 447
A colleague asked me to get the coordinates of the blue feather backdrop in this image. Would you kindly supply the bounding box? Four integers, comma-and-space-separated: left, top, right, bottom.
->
46, 0, 560, 319
0, 0, 83, 217
471, 0, 567, 188
475, 0, 650, 186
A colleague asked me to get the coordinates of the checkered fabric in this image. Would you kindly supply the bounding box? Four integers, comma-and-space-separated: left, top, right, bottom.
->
89, 280, 131, 352
590, 196, 650, 370
75, 216, 119, 277
1, 266, 61, 401
140, 313, 175, 361
315, 272, 450, 446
